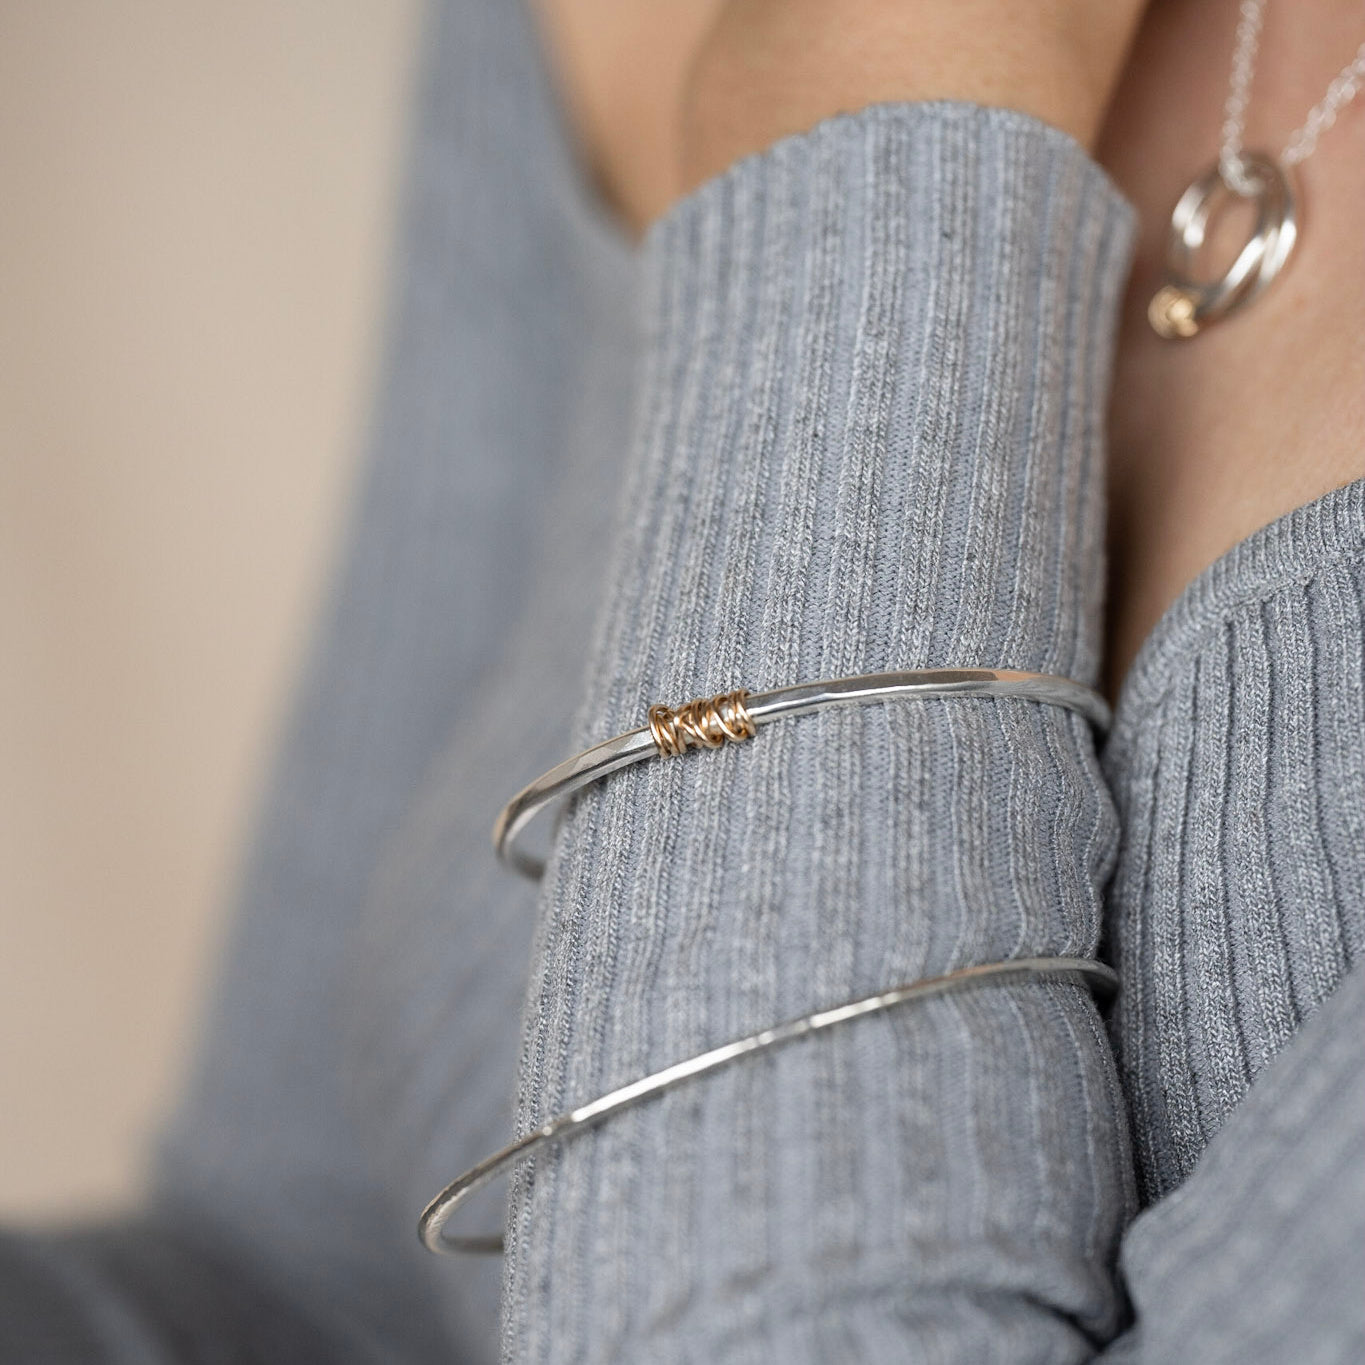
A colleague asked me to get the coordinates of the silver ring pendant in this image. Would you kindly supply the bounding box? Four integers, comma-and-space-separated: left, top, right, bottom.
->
1149, 150, 1298, 339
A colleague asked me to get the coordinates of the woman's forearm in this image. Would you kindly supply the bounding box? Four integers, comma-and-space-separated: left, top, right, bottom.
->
678, 0, 1149, 204
534, 0, 1148, 232
505, 102, 1138, 1360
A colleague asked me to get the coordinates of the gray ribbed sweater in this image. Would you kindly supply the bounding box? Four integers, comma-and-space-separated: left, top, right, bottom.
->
2, 2, 1361, 1361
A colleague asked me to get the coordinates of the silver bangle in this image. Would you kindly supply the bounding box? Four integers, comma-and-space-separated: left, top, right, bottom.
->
418, 954, 1119, 1255
495, 669, 1112, 879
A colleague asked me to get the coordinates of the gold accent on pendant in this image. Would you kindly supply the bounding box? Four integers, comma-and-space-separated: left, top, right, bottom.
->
1148, 151, 1297, 340
1148, 285, 1201, 339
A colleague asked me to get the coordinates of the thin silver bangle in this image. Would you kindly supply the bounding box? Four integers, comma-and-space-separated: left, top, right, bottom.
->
495, 668, 1112, 879
418, 954, 1119, 1255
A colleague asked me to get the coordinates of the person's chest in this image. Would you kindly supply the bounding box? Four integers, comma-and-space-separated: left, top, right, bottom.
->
1095, 0, 1365, 706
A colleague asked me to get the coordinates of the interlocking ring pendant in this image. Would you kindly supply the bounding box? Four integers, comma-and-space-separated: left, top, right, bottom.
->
1148, 150, 1298, 339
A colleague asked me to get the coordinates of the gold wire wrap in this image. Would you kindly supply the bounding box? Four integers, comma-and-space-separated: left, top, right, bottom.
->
647, 689, 757, 757
495, 669, 1113, 879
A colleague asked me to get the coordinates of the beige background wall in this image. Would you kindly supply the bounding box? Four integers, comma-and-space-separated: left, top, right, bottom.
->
0, 2, 422, 1219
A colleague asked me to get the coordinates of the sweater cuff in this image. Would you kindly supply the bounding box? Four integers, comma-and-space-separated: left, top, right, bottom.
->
576, 100, 1134, 758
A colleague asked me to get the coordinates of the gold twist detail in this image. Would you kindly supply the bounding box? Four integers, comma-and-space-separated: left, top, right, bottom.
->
647, 689, 756, 758
1148, 284, 1200, 339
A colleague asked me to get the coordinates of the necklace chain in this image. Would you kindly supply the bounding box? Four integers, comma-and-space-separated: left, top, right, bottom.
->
1220, 0, 1365, 194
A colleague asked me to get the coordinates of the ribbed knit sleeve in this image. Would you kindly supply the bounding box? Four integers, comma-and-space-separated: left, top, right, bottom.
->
1101, 478, 1365, 1200
502, 103, 1138, 1362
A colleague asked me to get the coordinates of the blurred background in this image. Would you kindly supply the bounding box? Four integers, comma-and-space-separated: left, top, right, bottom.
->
0, 2, 421, 1218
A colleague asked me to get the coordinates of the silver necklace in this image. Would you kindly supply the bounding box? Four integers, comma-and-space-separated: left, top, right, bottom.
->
1149, 0, 1365, 339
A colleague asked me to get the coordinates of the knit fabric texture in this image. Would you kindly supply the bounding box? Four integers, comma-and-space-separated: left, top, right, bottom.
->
504, 102, 1138, 1362
1, 3, 1361, 1362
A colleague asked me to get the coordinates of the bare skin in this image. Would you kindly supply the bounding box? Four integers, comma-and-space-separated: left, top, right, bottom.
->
531, 0, 727, 231
1096, 0, 1365, 702
533, 0, 1365, 706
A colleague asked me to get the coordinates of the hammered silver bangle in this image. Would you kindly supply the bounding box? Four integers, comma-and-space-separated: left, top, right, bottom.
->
418, 954, 1119, 1255
495, 668, 1112, 879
